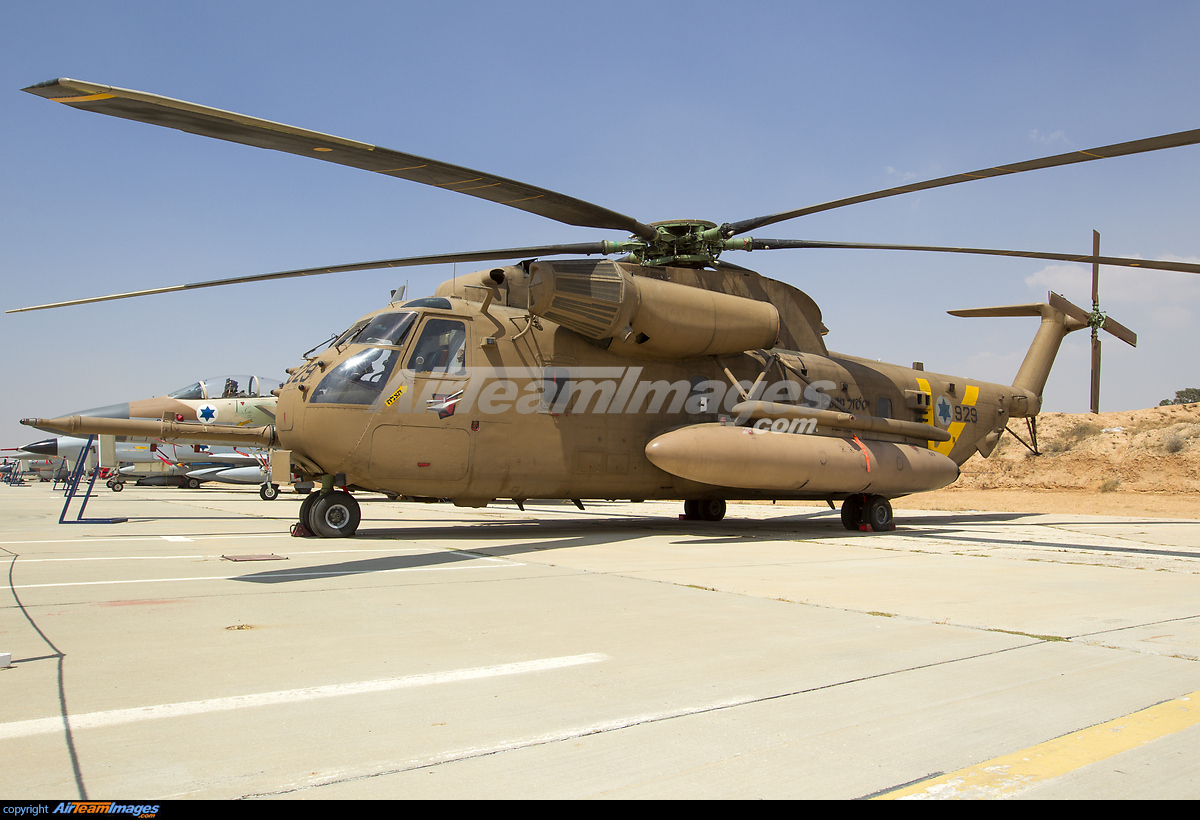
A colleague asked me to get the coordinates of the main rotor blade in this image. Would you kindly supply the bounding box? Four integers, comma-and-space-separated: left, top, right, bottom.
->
23, 78, 657, 240
742, 238, 1200, 276
725, 128, 1200, 236
6, 242, 612, 313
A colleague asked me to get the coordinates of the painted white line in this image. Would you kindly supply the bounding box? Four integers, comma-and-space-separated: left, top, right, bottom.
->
0, 654, 607, 740
16, 548, 507, 563
10, 561, 520, 589
0, 534, 288, 546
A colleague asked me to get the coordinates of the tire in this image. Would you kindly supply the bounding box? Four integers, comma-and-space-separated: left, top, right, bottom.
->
840, 495, 864, 530
298, 492, 320, 532
308, 491, 361, 538
683, 499, 700, 520
865, 496, 894, 532
697, 499, 726, 521
259, 483, 279, 501
186, 477, 201, 490
111, 481, 124, 493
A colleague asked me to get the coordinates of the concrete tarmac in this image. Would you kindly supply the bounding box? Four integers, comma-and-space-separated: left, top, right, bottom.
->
1, 481, 1198, 799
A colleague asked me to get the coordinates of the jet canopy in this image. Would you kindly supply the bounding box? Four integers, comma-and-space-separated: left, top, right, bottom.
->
167, 375, 281, 401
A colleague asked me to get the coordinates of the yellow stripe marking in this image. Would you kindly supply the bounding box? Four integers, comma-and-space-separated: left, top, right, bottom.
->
436, 177, 484, 188
380, 164, 428, 172
877, 690, 1200, 799
52, 93, 115, 103
499, 194, 545, 204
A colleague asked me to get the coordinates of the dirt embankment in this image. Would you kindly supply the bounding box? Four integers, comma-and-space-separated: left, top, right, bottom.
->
894, 403, 1200, 518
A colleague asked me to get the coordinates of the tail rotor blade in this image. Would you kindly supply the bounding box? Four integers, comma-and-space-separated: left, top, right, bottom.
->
1101, 314, 1138, 347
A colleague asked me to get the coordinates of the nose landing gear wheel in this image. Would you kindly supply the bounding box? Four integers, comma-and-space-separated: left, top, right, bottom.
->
259, 483, 279, 501
308, 491, 361, 538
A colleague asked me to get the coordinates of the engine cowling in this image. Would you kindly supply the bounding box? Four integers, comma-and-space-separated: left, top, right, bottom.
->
527, 259, 779, 359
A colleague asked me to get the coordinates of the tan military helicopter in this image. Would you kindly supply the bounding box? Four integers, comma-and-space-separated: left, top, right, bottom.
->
14, 78, 1200, 537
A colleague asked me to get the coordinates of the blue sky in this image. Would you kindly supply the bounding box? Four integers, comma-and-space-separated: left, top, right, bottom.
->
3, 1, 1200, 449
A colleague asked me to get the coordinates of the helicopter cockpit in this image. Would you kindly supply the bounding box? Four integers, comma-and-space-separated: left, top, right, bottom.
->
167, 375, 282, 401
309, 302, 468, 405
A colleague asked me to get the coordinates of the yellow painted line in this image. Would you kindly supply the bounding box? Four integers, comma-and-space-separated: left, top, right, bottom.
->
53, 93, 115, 103
877, 690, 1200, 799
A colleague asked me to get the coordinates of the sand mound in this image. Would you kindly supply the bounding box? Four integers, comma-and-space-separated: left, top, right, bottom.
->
957, 402, 1200, 494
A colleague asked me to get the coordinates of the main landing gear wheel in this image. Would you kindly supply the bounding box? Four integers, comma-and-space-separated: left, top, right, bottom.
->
185, 477, 202, 489
259, 483, 279, 501
308, 490, 361, 538
110, 481, 124, 492
683, 499, 727, 521
840, 494, 894, 532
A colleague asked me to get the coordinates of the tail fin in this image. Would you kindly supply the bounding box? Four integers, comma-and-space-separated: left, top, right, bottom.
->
949, 293, 1087, 411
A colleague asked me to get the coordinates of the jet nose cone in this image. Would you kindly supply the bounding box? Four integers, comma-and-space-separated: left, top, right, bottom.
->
20, 437, 58, 457
71, 403, 131, 419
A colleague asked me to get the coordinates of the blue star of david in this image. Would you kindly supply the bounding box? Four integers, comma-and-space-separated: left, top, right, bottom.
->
936, 399, 952, 424
198, 405, 217, 421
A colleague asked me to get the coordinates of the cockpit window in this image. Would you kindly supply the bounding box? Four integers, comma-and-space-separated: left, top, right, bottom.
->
405, 319, 467, 375
169, 375, 282, 400
332, 318, 370, 348
402, 297, 452, 310
358, 311, 418, 347
310, 348, 401, 405
168, 382, 203, 400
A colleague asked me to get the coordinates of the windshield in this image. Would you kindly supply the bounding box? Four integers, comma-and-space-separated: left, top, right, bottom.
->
310, 348, 401, 405
358, 311, 418, 347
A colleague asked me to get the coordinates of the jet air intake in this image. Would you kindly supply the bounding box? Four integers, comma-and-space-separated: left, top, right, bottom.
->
526, 259, 779, 359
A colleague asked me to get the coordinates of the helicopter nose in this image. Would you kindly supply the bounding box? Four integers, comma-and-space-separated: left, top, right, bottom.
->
20, 437, 58, 457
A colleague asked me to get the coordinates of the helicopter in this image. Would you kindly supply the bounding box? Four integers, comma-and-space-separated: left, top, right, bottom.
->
13, 78, 1200, 538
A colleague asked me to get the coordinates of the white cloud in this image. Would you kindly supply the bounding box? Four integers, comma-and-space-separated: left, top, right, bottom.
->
885, 166, 917, 182
1024, 259, 1200, 304
1029, 129, 1068, 146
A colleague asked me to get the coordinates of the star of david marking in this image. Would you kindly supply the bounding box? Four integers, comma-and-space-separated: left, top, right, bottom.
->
936, 397, 952, 425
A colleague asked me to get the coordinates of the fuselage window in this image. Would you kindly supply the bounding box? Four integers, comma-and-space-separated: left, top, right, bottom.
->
877, 397, 892, 419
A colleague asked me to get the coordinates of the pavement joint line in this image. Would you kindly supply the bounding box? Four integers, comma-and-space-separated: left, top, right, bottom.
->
873, 689, 1200, 799
0, 654, 608, 741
